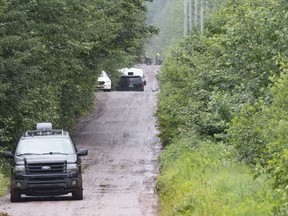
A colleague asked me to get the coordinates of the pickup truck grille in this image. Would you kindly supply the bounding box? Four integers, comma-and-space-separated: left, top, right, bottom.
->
25, 160, 67, 174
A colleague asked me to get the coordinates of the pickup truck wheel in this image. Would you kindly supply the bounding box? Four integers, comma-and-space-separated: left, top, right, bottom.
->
10, 189, 21, 202
72, 187, 83, 200
72, 179, 83, 200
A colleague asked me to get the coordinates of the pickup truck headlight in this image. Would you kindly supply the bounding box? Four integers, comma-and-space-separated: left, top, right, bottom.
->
67, 164, 78, 173
13, 165, 26, 175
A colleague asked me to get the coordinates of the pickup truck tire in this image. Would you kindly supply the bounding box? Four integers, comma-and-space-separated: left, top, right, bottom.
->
10, 188, 21, 203
72, 188, 83, 200
72, 181, 83, 200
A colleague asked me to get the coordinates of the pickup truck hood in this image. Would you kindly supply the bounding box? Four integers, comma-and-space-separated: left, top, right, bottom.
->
15, 154, 77, 165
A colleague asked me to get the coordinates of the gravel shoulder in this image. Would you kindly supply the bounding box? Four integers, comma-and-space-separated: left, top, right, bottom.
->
0, 65, 161, 216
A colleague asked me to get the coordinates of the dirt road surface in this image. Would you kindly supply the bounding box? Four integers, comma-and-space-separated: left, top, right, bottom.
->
0, 65, 162, 216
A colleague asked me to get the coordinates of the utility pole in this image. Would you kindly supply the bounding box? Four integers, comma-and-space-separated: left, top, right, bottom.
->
188, 0, 192, 33
194, 0, 198, 27
200, 1, 204, 33
205, 1, 209, 19
183, 0, 188, 36
184, 0, 210, 35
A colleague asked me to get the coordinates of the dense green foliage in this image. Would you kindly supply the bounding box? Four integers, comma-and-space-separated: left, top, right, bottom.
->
227, 60, 288, 212
158, 0, 288, 144
0, 172, 8, 196
0, 0, 157, 147
156, 0, 288, 214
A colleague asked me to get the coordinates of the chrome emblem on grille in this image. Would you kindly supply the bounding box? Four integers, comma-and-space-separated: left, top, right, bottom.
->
41, 166, 51, 170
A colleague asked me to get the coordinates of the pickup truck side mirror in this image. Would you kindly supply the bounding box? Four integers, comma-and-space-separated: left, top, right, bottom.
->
77, 149, 88, 156
3, 151, 14, 159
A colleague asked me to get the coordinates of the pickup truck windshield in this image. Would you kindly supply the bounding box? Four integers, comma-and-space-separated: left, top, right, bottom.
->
16, 137, 75, 156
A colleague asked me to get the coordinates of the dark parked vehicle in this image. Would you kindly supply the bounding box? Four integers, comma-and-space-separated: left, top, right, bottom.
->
117, 75, 144, 91
3, 122, 88, 202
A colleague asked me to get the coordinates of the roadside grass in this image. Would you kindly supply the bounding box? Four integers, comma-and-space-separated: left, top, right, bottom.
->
0, 150, 10, 216
0, 156, 9, 198
0, 172, 8, 197
156, 138, 276, 216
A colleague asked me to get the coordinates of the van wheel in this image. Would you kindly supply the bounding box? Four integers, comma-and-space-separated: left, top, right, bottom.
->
10, 189, 21, 202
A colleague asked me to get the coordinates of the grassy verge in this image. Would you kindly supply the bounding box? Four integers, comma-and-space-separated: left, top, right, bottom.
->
156, 137, 277, 216
0, 169, 10, 216
0, 172, 8, 197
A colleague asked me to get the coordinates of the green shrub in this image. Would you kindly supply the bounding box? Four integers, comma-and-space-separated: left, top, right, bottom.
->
227, 59, 288, 213
226, 101, 268, 165
0, 172, 8, 197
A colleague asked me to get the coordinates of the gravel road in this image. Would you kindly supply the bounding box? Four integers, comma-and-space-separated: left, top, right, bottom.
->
0, 65, 161, 216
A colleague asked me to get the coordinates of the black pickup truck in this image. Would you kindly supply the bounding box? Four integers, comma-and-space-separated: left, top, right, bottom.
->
3, 122, 88, 202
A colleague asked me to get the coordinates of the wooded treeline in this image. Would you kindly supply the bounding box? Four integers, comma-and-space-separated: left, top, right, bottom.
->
0, 0, 157, 146
156, 0, 288, 214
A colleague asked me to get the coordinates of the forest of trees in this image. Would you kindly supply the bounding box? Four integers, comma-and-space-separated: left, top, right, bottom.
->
156, 0, 288, 214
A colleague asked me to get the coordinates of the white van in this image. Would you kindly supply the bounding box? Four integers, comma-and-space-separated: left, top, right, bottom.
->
120, 67, 146, 85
